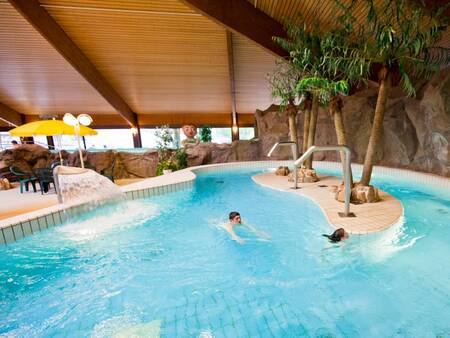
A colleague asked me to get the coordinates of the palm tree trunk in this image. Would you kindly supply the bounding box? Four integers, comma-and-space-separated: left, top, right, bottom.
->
302, 98, 312, 154
288, 114, 298, 157
287, 100, 298, 158
360, 72, 391, 186
330, 95, 353, 186
306, 94, 319, 169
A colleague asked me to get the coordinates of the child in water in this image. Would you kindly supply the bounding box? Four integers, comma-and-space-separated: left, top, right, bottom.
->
322, 228, 348, 242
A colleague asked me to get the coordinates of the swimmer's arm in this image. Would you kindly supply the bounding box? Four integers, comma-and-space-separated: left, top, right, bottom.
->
224, 224, 244, 244
243, 223, 270, 239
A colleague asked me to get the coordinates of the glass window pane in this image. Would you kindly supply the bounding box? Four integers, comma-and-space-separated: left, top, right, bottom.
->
55, 135, 78, 150
33, 136, 48, 148
141, 128, 179, 149
84, 129, 134, 150
239, 127, 255, 140
0, 132, 20, 150
211, 128, 232, 144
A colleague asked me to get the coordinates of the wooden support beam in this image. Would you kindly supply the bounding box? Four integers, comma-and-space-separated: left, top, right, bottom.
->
226, 31, 240, 141
0, 102, 24, 127
8, 0, 138, 127
180, 0, 288, 58
132, 126, 142, 148
46, 136, 55, 150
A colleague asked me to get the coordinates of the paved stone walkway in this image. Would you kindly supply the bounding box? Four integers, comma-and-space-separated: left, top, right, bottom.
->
252, 173, 403, 234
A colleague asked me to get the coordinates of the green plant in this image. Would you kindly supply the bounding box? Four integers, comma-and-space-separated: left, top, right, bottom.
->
155, 125, 177, 175
274, 19, 331, 168
175, 148, 187, 170
266, 61, 305, 157
199, 125, 212, 142
156, 159, 178, 176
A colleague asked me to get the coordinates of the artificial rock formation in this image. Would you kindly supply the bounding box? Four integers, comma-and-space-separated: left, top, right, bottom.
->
287, 167, 320, 183
184, 140, 259, 167
0, 145, 158, 180
244, 69, 449, 177
275, 166, 290, 176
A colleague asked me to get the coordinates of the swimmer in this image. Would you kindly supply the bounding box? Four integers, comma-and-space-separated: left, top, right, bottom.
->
223, 211, 270, 244
322, 228, 348, 243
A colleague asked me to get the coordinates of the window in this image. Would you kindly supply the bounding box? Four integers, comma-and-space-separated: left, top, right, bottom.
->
239, 127, 255, 140
55, 135, 78, 150
141, 128, 179, 149
211, 128, 232, 144
84, 129, 134, 150
33, 136, 48, 148
0, 132, 20, 150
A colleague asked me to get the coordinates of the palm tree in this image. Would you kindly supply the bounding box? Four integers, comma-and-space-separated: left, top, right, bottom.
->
296, 77, 354, 183
266, 61, 304, 157
274, 21, 323, 168
350, 0, 450, 186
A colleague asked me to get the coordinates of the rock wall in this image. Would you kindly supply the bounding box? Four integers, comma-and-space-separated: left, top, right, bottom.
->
0, 145, 158, 180
186, 69, 450, 177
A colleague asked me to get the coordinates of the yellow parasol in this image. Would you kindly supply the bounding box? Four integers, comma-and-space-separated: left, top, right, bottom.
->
9, 120, 97, 137
9, 119, 97, 165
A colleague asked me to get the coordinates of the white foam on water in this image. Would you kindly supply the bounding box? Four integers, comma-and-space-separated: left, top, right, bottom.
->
357, 217, 424, 263
58, 201, 159, 242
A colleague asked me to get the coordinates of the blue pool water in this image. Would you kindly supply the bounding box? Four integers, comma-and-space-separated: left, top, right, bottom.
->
1, 168, 449, 337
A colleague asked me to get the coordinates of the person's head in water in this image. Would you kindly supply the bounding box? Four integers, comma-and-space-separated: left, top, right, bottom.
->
229, 211, 241, 225
323, 228, 348, 242
11, 140, 19, 148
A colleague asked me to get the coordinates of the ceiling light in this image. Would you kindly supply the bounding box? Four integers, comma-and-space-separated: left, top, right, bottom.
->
78, 114, 93, 126
63, 113, 77, 126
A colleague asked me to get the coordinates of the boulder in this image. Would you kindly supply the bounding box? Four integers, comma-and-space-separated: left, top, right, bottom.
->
335, 183, 380, 203
114, 151, 158, 178
287, 167, 319, 183
275, 166, 290, 176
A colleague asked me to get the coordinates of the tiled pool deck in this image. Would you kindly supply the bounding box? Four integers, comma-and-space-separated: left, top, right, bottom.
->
1, 161, 449, 245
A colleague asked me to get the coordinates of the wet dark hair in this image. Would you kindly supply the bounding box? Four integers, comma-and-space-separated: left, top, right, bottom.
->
11, 140, 18, 145
229, 211, 240, 220
322, 228, 347, 242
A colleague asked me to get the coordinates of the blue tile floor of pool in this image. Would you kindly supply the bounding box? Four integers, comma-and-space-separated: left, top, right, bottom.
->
0, 169, 449, 337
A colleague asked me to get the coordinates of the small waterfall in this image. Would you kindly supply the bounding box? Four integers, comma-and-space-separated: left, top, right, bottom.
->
54, 166, 124, 206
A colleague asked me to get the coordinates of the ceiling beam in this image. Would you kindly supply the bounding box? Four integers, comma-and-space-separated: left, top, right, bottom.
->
8, 0, 138, 127
226, 31, 237, 121
180, 0, 288, 58
0, 102, 24, 127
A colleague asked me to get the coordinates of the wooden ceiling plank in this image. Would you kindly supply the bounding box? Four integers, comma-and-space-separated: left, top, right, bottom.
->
7, 0, 138, 127
0, 101, 24, 127
180, 0, 288, 58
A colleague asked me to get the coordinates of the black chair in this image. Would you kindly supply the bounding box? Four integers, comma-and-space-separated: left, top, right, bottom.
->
50, 160, 68, 170
33, 167, 55, 194
9, 166, 38, 193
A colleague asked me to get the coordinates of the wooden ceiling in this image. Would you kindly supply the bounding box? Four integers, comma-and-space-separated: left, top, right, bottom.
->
0, 0, 448, 128
0, 1, 114, 116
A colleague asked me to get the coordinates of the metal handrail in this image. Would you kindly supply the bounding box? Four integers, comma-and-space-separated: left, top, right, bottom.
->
294, 145, 354, 217
267, 141, 298, 188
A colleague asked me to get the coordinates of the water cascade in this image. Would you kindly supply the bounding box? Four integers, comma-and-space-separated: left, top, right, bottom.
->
54, 166, 123, 206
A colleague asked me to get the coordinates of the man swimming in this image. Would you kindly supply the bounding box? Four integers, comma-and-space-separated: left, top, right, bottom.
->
223, 211, 269, 244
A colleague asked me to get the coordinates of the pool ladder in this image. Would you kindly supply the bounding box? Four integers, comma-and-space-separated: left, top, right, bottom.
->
268, 143, 354, 218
